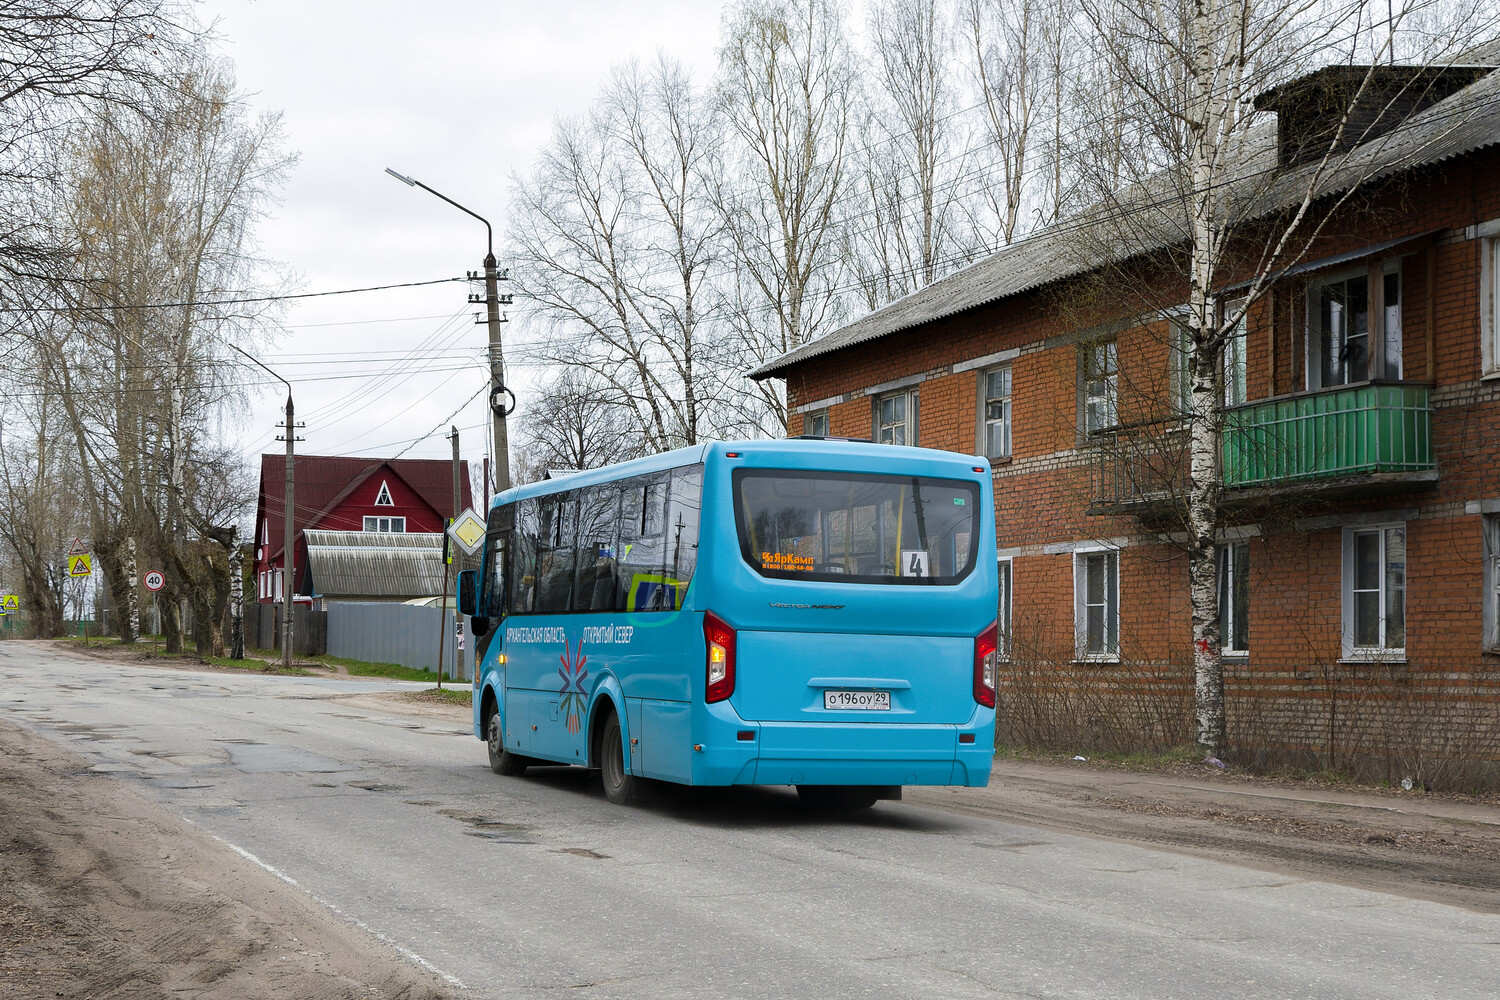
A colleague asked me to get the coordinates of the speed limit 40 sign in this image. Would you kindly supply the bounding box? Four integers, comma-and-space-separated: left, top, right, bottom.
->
142, 570, 165, 592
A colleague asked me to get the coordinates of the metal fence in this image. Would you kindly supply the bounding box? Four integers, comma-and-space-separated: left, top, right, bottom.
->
326, 601, 468, 679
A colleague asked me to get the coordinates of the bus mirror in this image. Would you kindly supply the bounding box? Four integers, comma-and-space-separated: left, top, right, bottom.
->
457, 569, 480, 617
471, 615, 490, 638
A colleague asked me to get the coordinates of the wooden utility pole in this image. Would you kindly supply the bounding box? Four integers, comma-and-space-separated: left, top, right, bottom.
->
279, 393, 295, 670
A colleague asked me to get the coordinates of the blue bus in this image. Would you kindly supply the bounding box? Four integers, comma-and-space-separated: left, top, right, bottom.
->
458, 438, 998, 808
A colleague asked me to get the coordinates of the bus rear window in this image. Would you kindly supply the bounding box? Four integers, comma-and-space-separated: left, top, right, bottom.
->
733, 470, 979, 585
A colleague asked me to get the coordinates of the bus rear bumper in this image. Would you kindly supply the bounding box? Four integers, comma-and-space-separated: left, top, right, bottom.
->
691, 715, 995, 788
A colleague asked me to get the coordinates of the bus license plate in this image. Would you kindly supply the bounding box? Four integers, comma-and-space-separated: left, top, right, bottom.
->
824, 690, 890, 711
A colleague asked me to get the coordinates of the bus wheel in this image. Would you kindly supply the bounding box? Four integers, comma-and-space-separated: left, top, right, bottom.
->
796, 785, 880, 811
599, 712, 636, 805
487, 710, 529, 777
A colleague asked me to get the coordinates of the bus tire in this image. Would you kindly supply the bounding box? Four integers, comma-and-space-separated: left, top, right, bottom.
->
487, 709, 529, 776
796, 785, 880, 811
599, 711, 636, 805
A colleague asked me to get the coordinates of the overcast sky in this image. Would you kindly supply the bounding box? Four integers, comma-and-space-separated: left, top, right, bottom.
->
199, 0, 726, 476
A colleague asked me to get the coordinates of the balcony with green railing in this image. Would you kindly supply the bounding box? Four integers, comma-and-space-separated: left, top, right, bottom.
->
1088, 382, 1436, 512
1222, 381, 1434, 488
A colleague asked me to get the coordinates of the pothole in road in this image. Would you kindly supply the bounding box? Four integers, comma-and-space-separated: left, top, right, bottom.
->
552, 848, 609, 860
438, 808, 536, 843
346, 780, 406, 793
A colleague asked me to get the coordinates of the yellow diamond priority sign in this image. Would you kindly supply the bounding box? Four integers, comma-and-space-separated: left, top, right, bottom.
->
446, 507, 487, 556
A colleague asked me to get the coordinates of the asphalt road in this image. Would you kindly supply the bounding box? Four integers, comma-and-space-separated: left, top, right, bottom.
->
3, 641, 1497, 1000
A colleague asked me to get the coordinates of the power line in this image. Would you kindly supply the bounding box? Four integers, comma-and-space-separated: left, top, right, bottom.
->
0, 276, 466, 315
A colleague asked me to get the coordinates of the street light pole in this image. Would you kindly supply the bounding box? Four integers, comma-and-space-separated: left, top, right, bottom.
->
385, 168, 513, 498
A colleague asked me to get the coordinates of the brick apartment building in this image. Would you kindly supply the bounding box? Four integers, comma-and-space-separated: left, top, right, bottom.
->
752, 59, 1500, 769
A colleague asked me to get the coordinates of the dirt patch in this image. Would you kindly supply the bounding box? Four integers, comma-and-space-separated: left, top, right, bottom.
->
334, 689, 472, 725
0, 723, 456, 999
51, 639, 334, 678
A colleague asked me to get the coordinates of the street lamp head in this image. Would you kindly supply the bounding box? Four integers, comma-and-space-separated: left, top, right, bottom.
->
385, 167, 417, 187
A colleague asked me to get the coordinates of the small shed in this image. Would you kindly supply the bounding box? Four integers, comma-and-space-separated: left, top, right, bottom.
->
302, 530, 447, 602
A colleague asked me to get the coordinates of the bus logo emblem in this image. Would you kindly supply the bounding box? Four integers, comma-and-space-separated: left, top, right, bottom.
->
558, 639, 589, 734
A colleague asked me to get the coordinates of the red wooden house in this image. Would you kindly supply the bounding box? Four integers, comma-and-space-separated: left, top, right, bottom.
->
253, 455, 472, 603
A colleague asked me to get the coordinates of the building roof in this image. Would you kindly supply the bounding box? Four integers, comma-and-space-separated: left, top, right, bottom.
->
257, 454, 473, 562
301, 530, 448, 599
751, 51, 1500, 380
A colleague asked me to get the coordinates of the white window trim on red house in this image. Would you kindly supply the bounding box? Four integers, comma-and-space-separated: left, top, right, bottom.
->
1073, 547, 1119, 662
1340, 522, 1407, 662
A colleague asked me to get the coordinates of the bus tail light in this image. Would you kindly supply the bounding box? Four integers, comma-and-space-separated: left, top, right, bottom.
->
973, 621, 998, 708
704, 611, 736, 703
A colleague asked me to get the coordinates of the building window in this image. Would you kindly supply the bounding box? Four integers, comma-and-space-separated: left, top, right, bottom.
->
1170, 321, 1192, 418
363, 516, 406, 532
1224, 300, 1248, 406
997, 557, 1013, 661
982, 367, 1012, 459
1342, 524, 1406, 658
1080, 340, 1118, 434
1074, 548, 1118, 659
374, 480, 394, 506
1307, 265, 1401, 389
1218, 541, 1249, 654
1485, 515, 1500, 651
803, 409, 829, 437
875, 390, 917, 446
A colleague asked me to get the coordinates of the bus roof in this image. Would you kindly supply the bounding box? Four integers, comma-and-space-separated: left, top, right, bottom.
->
491, 439, 988, 509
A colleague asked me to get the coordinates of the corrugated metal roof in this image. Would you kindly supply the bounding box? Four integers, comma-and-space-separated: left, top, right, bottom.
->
751, 56, 1500, 380
302, 530, 448, 599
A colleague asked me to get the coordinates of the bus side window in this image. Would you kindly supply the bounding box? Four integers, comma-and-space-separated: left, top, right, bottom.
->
667, 466, 703, 592
535, 493, 578, 614
485, 532, 509, 618
617, 473, 670, 611
510, 499, 539, 615
574, 484, 622, 612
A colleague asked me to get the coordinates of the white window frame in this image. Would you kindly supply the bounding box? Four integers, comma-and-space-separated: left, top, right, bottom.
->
981, 366, 1012, 459
1217, 541, 1249, 656
1341, 523, 1406, 660
1484, 515, 1500, 652
1169, 320, 1193, 418
875, 390, 917, 446
363, 515, 406, 533
1223, 298, 1248, 407
1080, 340, 1118, 435
1306, 262, 1401, 390
997, 557, 1013, 661
374, 480, 394, 506
1479, 219, 1500, 376
1073, 547, 1119, 661
803, 409, 829, 437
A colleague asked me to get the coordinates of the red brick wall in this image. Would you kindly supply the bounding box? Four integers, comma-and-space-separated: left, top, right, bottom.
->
774, 148, 1500, 740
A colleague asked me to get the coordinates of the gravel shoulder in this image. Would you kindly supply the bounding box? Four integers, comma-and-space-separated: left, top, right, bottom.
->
0, 718, 457, 1000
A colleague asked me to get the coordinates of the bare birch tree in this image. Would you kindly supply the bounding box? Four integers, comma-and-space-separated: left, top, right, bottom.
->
37, 47, 288, 651
714, 0, 856, 434
510, 54, 726, 456
852, 0, 970, 306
